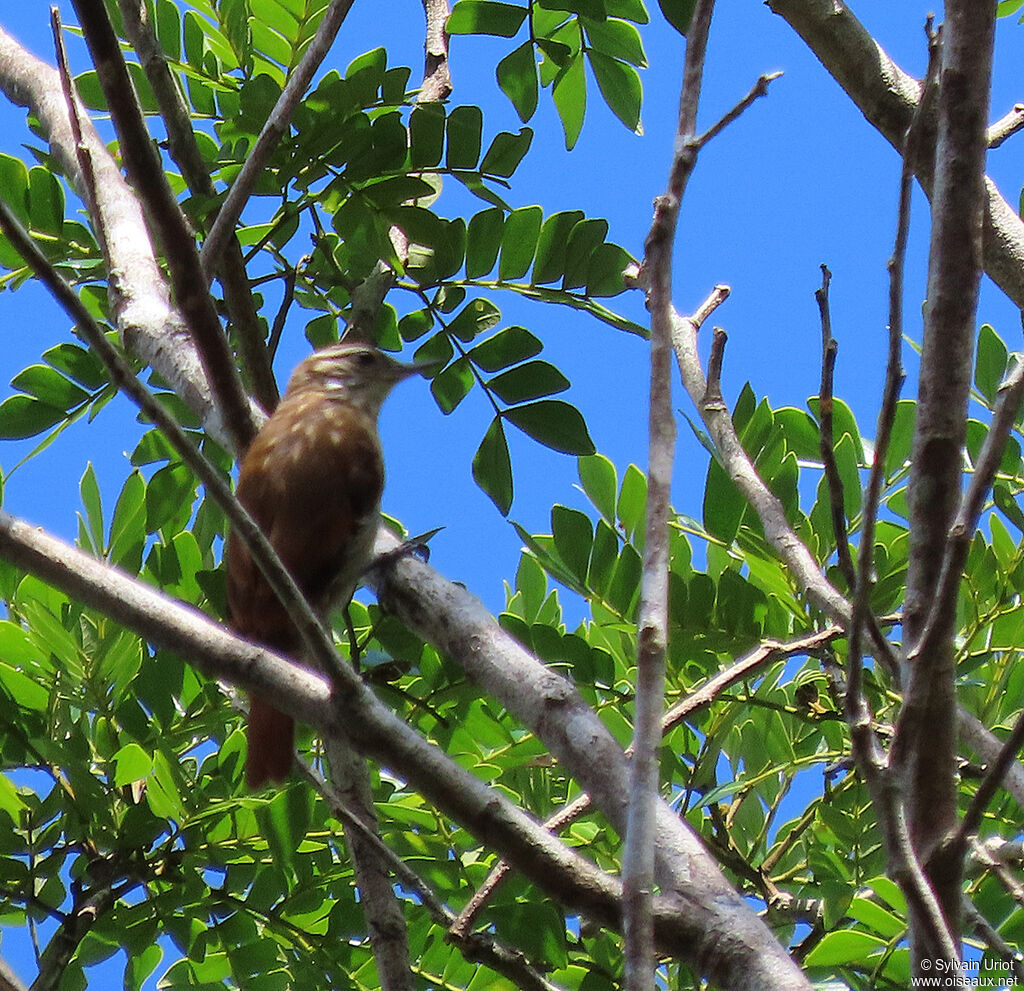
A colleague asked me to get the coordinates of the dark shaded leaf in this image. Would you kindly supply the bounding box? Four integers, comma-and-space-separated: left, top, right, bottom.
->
473, 417, 514, 514
504, 400, 595, 454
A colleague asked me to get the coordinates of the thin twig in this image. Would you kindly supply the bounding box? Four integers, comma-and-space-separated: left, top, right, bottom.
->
200, 0, 356, 272
630, 12, 717, 969
451, 625, 842, 938
696, 70, 782, 149
987, 103, 1024, 149
953, 705, 1024, 856
70, 0, 257, 452
704, 327, 727, 404
814, 265, 856, 589
267, 263, 298, 359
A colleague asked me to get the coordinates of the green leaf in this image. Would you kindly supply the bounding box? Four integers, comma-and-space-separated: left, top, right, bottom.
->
409, 104, 446, 168
399, 309, 434, 342
28, 167, 65, 237
473, 417, 514, 514
470, 326, 543, 371
617, 463, 647, 541
259, 786, 312, 875
10, 365, 89, 409
446, 105, 484, 170
703, 457, 743, 544
587, 52, 642, 131
804, 930, 887, 967
552, 505, 593, 582
109, 471, 146, 572
975, 323, 1007, 404
552, 52, 587, 149
43, 343, 108, 389
504, 400, 595, 455
466, 208, 505, 278
488, 360, 569, 403
447, 298, 502, 342
126, 944, 163, 991
533, 210, 585, 284
499, 205, 544, 280
497, 41, 539, 122
0, 154, 31, 225
431, 357, 475, 414
563, 217, 609, 289
79, 464, 104, 553
156, 0, 182, 61
656, 0, 696, 35
113, 743, 153, 786
481, 127, 534, 178
579, 454, 617, 522
584, 17, 647, 66
586, 242, 633, 296
447, 0, 529, 36
0, 396, 65, 439
146, 463, 197, 534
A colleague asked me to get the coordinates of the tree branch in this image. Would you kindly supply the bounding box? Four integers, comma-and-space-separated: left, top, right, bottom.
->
200, 0, 356, 272
114, 0, 279, 413
0, 507, 766, 973
0, 27, 241, 443
814, 265, 856, 590
627, 2, 714, 983
70, 0, 257, 452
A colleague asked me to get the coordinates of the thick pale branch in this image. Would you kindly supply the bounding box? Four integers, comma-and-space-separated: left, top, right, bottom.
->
71, 0, 256, 452
0, 508, 724, 967
767, 0, 1024, 311
0, 27, 240, 442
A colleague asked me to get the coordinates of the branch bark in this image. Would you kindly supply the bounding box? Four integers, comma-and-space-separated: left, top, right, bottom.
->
894, 6, 994, 973
626, 2, 714, 984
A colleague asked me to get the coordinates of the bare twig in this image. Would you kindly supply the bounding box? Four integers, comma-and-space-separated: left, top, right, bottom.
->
704, 327, 727, 404
987, 103, 1024, 149
70, 0, 257, 452
268, 264, 298, 359
629, 5, 716, 972
200, 0, 356, 272
954, 706, 1024, 856
814, 265, 856, 589
696, 70, 782, 149
419, 0, 452, 102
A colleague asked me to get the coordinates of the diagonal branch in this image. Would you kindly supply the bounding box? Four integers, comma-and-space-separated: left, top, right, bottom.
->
0, 506, 732, 968
200, 0, 356, 273
114, 0, 279, 413
70, 0, 256, 452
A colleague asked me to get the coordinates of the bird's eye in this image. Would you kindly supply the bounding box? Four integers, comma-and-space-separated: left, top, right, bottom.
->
355, 350, 376, 367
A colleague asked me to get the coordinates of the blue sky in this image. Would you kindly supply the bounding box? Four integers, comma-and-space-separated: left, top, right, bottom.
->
1, 4, 1022, 615
1, 3, 1023, 987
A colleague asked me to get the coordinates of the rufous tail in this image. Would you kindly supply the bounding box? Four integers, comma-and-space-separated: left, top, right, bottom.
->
246, 697, 295, 788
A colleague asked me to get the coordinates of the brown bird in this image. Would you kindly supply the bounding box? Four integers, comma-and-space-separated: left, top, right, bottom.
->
225, 341, 425, 788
